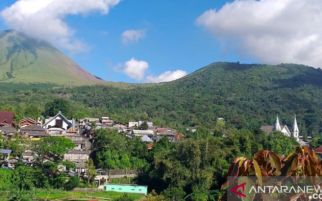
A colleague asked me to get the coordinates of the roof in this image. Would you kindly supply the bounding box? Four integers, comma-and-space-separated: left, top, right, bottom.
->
20, 125, 45, 132
141, 135, 153, 143
132, 130, 154, 135
66, 150, 90, 155
0, 111, 14, 126
0, 126, 17, 134
0, 149, 12, 154
25, 131, 48, 137
155, 128, 176, 136
67, 127, 77, 133
315, 146, 322, 154
260, 125, 274, 133
146, 143, 153, 150
20, 125, 47, 137
19, 118, 36, 126
44, 111, 72, 128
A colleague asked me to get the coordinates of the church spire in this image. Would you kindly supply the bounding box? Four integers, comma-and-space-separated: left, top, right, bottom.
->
275, 116, 281, 131
293, 115, 299, 141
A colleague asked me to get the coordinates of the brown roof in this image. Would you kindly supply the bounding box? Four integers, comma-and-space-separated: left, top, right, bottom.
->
260, 125, 274, 133
19, 118, 36, 126
20, 125, 45, 132
315, 146, 322, 154
0, 126, 17, 135
20, 125, 47, 137
0, 111, 14, 126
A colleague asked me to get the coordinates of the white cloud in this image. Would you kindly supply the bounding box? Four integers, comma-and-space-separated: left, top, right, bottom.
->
197, 0, 322, 68
122, 58, 149, 80
120, 58, 187, 82
1, 0, 120, 52
146, 70, 187, 83
122, 29, 145, 44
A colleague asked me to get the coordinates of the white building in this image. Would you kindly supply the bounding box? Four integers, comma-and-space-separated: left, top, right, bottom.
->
128, 121, 153, 128
132, 129, 154, 137
274, 116, 300, 142
43, 112, 73, 135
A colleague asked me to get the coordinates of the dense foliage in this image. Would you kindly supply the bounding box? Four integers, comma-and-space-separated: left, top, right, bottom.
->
222, 147, 322, 201
92, 129, 149, 170
1, 63, 322, 136
1, 122, 299, 200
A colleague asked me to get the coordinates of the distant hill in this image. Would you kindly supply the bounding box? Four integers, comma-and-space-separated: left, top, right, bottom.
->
0, 30, 103, 86
67, 62, 322, 135
1, 49, 322, 136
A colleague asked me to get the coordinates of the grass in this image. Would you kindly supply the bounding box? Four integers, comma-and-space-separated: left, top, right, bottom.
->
0, 189, 144, 201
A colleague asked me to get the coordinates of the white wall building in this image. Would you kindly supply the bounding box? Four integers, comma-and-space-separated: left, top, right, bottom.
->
275, 116, 300, 142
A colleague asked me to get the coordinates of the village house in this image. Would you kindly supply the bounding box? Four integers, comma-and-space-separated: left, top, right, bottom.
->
0, 126, 17, 137
65, 129, 91, 151
101, 117, 114, 127
0, 111, 14, 127
155, 128, 178, 142
20, 125, 48, 140
132, 129, 154, 137
79, 118, 100, 127
43, 112, 74, 135
19, 118, 37, 128
141, 135, 153, 143
0, 149, 11, 161
128, 121, 153, 129
64, 150, 90, 174
112, 124, 127, 133
22, 150, 35, 163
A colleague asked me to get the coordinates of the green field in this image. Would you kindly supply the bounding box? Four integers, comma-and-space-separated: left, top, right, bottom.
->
0, 189, 144, 201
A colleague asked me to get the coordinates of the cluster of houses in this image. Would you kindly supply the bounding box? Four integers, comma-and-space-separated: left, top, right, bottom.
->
0, 111, 183, 174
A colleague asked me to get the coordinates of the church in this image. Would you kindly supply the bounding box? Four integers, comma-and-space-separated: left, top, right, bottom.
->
260, 116, 300, 142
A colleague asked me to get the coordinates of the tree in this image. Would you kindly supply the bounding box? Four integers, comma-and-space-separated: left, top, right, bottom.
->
261, 132, 298, 156
311, 134, 322, 148
222, 147, 322, 201
12, 166, 35, 191
92, 129, 128, 169
139, 121, 149, 130
33, 137, 75, 162
43, 98, 71, 118
85, 159, 97, 184
64, 176, 80, 190
24, 105, 41, 120
0, 169, 13, 191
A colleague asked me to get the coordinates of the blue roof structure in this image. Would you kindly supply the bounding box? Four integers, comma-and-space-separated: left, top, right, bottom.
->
0, 149, 12, 155
141, 135, 153, 143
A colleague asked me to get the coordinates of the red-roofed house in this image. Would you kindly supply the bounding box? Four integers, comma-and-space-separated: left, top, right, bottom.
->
315, 146, 322, 157
0, 112, 14, 127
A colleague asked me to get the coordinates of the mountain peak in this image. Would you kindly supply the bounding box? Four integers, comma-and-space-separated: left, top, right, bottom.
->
0, 30, 103, 86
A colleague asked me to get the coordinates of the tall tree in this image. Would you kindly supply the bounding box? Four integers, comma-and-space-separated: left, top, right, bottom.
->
43, 98, 71, 118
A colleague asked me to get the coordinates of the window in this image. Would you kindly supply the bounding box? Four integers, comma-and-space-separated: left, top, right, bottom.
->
55, 119, 63, 128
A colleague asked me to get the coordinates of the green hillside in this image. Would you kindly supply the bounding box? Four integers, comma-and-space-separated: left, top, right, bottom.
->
0, 30, 103, 86
68, 62, 322, 135
1, 62, 322, 136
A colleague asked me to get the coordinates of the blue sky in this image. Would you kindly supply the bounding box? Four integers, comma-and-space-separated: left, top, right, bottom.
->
0, 0, 248, 82
0, 0, 320, 82
66, 0, 241, 82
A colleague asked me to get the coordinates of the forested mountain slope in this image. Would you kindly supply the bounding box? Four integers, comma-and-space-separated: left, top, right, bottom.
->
1, 62, 322, 136
70, 62, 322, 135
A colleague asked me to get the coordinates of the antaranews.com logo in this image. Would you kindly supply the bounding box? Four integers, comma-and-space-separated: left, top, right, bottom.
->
227, 177, 322, 201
